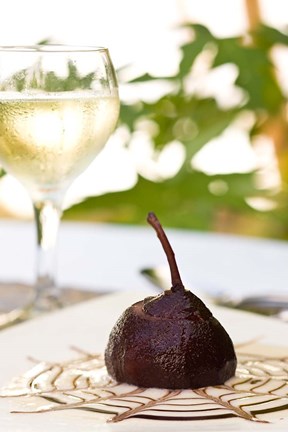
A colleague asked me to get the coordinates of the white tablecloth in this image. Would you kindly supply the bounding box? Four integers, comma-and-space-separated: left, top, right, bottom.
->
0, 219, 287, 299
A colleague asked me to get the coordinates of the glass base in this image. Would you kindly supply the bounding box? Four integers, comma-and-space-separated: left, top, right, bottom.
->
0, 282, 108, 329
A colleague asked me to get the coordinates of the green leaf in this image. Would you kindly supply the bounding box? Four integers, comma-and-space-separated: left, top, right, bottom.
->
181, 100, 239, 160
65, 170, 259, 230
119, 102, 146, 130
128, 94, 239, 159
178, 24, 215, 79
253, 24, 288, 49
213, 38, 284, 113
129, 73, 174, 83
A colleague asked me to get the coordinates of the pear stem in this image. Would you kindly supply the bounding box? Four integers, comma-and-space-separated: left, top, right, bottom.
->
147, 212, 184, 292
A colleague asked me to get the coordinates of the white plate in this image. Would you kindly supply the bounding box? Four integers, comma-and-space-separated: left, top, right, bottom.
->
0, 289, 288, 432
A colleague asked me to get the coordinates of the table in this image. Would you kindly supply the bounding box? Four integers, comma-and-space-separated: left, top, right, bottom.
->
1, 220, 288, 431
0, 219, 287, 299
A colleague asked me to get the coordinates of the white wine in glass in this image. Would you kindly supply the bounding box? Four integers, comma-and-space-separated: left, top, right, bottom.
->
0, 45, 120, 315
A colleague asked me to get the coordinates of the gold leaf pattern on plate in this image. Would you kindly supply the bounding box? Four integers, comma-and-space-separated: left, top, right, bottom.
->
1, 344, 288, 424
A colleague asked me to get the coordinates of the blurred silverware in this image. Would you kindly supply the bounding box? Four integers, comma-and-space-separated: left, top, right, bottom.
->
140, 267, 288, 321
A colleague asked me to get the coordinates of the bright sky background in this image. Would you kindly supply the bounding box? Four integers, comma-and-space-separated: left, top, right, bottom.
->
0, 0, 287, 217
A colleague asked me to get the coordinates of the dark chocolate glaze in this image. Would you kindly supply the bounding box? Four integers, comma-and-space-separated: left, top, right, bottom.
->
105, 289, 237, 389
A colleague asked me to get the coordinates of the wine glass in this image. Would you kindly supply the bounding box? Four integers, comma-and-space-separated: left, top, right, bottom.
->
0, 45, 120, 317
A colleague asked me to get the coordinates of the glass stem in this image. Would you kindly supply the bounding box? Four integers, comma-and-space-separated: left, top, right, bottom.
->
33, 195, 64, 311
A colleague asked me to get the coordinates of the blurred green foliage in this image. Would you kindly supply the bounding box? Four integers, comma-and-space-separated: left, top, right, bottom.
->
66, 23, 288, 239
0, 29, 287, 237
0, 61, 95, 92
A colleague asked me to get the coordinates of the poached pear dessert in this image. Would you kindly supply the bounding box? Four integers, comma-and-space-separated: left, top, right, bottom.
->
105, 212, 237, 389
